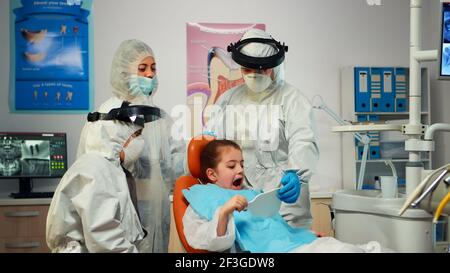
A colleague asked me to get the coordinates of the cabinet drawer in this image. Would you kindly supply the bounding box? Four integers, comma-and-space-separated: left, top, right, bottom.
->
0, 205, 49, 238
0, 237, 50, 253
311, 198, 334, 237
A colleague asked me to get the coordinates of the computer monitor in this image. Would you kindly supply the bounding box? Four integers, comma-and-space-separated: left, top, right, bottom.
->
439, 1, 450, 79
0, 132, 67, 198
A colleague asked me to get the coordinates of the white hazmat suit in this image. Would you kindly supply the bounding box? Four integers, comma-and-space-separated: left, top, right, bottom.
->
47, 119, 146, 253
77, 40, 186, 252
205, 29, 319, 228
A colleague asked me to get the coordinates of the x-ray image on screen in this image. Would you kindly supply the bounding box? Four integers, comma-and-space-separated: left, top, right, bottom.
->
442, 44, 450, 76
21, 140, 50, 159
20, 140, 50, 176
0, 139, 22, 176
0, 139, 50, 177
440, 3, 450, 77
444, 11, 450, 43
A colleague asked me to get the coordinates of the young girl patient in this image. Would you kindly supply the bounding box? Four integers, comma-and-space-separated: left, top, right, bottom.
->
182, 140, 390, 253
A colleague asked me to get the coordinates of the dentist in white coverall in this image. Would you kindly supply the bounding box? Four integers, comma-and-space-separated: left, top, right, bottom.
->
77, 40, 186, 252
205, 29, 319, 228
47, 114, 147, 252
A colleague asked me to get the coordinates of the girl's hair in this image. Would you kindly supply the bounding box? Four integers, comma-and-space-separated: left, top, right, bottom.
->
199, 140, 241, 184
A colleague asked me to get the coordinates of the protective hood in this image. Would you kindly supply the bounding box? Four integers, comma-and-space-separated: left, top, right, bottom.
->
84, 113, 143, 164
228, 29, 288, 70
232, 29, 286, 95
110, 39, 158, 101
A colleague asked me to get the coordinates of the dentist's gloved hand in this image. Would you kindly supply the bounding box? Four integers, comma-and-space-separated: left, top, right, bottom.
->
277, 171, 301, 204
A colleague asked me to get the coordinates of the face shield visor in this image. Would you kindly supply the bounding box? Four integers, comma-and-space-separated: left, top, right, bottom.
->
227, 38, 288, 70
87, 101, 162, 127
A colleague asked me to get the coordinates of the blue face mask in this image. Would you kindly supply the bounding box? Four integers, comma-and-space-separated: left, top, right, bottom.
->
129, 75, 158, 96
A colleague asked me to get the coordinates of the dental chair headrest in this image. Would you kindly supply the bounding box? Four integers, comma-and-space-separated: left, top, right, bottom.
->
188, 135, 215, 178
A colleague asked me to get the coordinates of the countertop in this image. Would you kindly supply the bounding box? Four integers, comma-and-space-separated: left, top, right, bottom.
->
0, 193, 52, 206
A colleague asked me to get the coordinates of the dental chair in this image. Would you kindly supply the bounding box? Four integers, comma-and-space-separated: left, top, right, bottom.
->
172, 135, 215, 253
172, 135, 324, 253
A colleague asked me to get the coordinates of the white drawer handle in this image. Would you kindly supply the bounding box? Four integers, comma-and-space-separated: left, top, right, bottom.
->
4, 211, 40, 217
5, 242, 41, 249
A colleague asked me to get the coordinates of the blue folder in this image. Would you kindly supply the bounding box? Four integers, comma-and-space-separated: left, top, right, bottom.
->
395, 68, 408, 112
355, 115, 380, 160
370, 68, 382, 112
380, 67, 395, 112
354, 67, 371, 112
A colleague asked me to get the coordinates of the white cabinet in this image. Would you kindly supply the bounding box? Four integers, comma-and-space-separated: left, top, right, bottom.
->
340, 66, 432, 191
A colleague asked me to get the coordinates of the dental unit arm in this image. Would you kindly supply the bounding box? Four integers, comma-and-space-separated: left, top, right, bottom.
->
399, 160, 450, 221
396, 0, 450, 223
415, 125, 450, 220
312, 95, 371, 190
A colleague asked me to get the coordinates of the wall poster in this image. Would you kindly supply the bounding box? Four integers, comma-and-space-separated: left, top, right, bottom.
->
10, 0, 93, 113
186, 23, 265, 135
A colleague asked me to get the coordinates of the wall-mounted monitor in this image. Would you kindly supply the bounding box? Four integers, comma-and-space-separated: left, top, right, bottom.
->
0, 132, 67, 198
439, 1, 450, 78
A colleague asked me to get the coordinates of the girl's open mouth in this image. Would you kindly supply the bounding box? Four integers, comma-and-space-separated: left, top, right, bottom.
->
233, 177, 243, 187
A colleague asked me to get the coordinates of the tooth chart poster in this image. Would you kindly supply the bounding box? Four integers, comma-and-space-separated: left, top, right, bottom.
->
10, 0, 93, 112
186, 23, 265, 135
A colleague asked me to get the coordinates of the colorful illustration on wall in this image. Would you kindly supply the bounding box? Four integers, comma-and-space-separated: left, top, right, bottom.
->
10, 0, 93, 112
186, 23, 265, 135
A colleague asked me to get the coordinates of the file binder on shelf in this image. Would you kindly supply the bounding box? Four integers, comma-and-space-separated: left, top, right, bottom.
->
370, 68, 382, 112
355, 115, 380, 160
368, 133, 381, 159
395, 67, 408, 112
354, 67, 371, 112
381, 67, 395, 112
355, 115, 367, 160
368, 115, 381, 160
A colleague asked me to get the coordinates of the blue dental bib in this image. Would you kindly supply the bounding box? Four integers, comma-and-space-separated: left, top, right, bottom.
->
183, 184, 317, 253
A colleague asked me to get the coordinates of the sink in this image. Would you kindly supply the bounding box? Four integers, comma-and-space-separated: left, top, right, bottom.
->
332, 189, 430, 218
332, 189, 434, 252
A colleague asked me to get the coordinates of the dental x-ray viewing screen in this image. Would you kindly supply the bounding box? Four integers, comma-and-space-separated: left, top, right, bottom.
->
440, 2, 450, 78
0, 132, 67, 178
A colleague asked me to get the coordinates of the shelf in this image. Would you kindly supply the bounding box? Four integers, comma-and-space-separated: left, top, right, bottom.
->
340, 66, 431, 191
332, 124, 402, 133
355, 112, 429, 116
356, 159, 430, 163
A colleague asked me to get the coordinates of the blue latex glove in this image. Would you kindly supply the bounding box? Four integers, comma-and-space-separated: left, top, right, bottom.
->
277, 171, 301, 204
